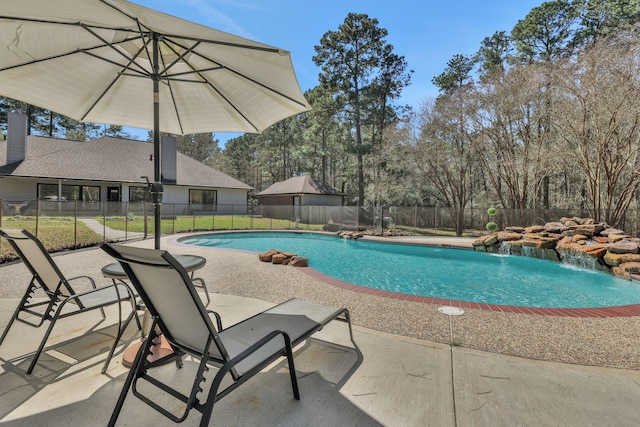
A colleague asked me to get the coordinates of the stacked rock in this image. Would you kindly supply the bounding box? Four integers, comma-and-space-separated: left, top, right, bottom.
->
258, 249, 309, 267
472, 217, 640, 279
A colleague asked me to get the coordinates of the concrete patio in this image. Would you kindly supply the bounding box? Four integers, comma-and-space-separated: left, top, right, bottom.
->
1, 236, 640, 426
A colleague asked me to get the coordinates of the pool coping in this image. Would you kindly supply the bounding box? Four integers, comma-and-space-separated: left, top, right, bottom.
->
173, 232, 640, 318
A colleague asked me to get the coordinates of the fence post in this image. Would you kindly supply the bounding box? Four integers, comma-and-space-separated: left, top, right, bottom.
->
144, 202, 148, 239
35, 199, 39, 237
74, 200, 78, 248
172, 203, 176, 235
434, 205, 438, 229
102, 202, 106, 242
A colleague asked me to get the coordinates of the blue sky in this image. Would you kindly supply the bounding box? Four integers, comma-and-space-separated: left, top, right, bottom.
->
128, 0, 545, 143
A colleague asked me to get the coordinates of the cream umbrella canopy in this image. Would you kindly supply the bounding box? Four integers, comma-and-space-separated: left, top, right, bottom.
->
0, 0, 311, 248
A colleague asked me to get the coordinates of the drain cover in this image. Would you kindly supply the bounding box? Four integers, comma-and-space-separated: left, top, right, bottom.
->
438, 306, 465, 316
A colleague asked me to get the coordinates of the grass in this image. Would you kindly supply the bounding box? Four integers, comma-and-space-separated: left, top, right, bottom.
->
103, 214, 325, 233
0, 213, 476, 263
394, 225, 482, 238
0, 216, 103, 262
0, 214, 326, 262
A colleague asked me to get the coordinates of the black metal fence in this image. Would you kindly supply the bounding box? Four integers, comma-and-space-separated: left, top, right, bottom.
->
2, 199, 640, 253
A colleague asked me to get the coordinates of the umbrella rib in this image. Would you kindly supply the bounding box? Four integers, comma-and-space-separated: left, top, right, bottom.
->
0, 14, 150, 43
158, 39, 201, 77
97, 0, 283, 54
80, 23, 150, 76
80, 72, 122, 122
162, 43, 260, 132
157, 44, 186, 135
165, 37, 308, 110
0, 13, 283, 54
1, 2, 309, 136
79, 38, 155, 122
80, 50, 148, 78
0, 49, 77, 73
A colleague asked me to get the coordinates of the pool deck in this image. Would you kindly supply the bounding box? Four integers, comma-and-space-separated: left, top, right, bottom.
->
2, 233, 640, 426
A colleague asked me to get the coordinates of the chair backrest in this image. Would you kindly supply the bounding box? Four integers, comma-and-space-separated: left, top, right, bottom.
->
0, 228, 75, 297
101, 243, 229, 363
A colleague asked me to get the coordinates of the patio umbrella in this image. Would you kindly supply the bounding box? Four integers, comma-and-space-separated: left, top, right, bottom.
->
0, 0, 311, 248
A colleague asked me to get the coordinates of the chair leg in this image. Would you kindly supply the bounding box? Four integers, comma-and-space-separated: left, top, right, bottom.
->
0, 304, 21, 348
283, 335, 300, 400
107, 334, 148, 427
25, 298, 71, 374
102, 299, 138, 374
0, 285, 35, 347
26, 315, 58, 374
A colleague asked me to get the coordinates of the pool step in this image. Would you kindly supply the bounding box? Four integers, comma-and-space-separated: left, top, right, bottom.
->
629, 274, 640, 283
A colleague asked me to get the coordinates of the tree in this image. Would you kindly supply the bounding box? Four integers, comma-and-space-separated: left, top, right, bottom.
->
414, 54, 479, 236
474, 65, 551, 211
552, 31, 640, 226
413, 97, 478, 236
313, 13, 410, 206
476, 31, 512, 81
511, 0, 580, 62
302, 86, 342, 185
572, 0, 640, 48
101, 124, 131, 139
0, 97, 42, 137
176, 133, 220, 163
510, 1, 580, 209
222, 133, 264, 189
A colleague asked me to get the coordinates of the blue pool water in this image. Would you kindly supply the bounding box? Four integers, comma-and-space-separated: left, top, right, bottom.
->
179, 231, 640, 309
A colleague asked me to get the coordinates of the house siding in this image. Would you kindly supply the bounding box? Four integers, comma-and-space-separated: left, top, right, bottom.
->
0, 177, 33, 200
0, 136, 252, 211
301, 194, 342, 206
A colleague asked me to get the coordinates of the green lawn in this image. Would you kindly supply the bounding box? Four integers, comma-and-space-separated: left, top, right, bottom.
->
1, 214, 474, 263
0, 214, 325, 262
103, 215, 325, 233
0, 216, 103, 262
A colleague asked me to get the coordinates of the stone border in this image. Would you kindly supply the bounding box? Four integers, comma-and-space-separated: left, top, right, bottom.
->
472, 216, 640, 280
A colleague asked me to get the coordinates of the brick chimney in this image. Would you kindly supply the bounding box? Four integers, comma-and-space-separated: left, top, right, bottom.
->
6, 111, 27, 164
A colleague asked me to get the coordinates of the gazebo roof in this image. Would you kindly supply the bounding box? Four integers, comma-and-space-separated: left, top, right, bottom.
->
256, 175, 343, 196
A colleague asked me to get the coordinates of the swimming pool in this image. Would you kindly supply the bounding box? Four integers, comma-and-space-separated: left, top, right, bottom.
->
179, 231, 640, 309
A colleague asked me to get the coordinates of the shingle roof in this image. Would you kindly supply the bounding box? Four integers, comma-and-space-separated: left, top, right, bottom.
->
0, 136, 252, 189
256, 175, 343, 196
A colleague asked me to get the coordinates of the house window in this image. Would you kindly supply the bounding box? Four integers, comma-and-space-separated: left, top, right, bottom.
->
129, 186, 149, 202
189, 189, 217, 210
38, 184, 100, 201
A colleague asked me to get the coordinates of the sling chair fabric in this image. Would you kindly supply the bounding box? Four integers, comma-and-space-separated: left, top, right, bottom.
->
101, 243, 354, 427
0, 228, 140, 374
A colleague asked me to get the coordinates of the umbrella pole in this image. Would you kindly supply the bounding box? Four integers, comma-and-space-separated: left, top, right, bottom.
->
152, 33, 162, 250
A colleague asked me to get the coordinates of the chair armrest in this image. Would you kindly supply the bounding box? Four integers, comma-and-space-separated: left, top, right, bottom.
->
62, 282, 136, 310
220, 329, 292, 377
67, 275, 98, 289
206, 310, 223, 331
209, 329, 298, 401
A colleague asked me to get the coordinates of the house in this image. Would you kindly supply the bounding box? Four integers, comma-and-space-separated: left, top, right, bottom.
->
256, 175, 343, 207
0, 118, 252, 215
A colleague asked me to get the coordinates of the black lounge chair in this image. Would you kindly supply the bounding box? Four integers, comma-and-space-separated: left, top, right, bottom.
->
0, 228, 140, 374
101, 243, 355, 427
